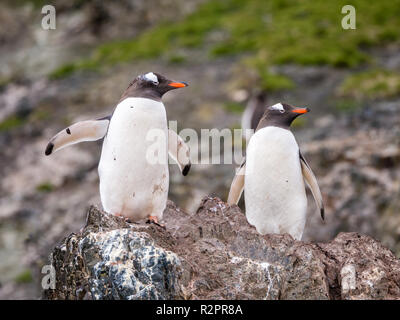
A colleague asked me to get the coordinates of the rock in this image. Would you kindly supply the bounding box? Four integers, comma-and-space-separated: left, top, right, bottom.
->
301, 101, 400, 255
45, 206, 184, 300
44, 197, 400, 300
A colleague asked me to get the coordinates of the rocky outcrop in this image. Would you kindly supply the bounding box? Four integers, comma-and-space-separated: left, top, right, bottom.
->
301, 101, 400, 255
44, 197, 400, 300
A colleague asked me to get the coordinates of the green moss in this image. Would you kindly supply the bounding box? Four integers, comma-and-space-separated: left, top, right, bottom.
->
30, 109, 51, 122
49, 64, 79, 80
224, 102, 245, 113
259, 70, 294, 91
335, 99, 360, 112
15, 270, 33, 284
167, 54, 186, 64
0, 76, 11, 90
292, 116, 307, 128
0, 107, 52, 132
50, 0, 400, 83
50, 1, 234, 78
36, 182, 55, 193
0, 115, 25, 131
338, 70, 400, 100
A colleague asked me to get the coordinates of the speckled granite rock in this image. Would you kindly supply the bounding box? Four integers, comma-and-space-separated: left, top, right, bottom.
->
81, 229, 182, 300
44, 197, 400, 300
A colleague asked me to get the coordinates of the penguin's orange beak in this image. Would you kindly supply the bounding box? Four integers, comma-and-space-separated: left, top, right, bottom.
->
168, 82, 188, 88
292, 107, 310, 114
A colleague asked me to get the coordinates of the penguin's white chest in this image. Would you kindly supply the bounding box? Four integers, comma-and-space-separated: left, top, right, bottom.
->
244, 126, 307, 240
98, 97, 169, 220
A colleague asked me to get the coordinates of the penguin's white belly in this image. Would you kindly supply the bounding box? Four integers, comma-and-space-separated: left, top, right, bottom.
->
244, 126, 307, 240
98, 97, 168, 221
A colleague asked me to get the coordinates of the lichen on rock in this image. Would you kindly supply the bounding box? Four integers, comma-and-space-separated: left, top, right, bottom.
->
80, 229, 183, 300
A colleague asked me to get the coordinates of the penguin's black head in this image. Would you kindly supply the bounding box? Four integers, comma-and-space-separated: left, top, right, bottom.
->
122, 72, 188, 101
259, 103, 310, 129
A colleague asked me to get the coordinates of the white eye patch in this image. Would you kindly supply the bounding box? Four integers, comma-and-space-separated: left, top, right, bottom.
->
142, 72, 159, 85
269, 103, 285, 113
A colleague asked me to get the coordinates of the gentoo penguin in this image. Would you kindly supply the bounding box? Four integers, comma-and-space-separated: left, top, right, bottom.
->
241, 91, 267, 140
45, 72, 191, 224
227, 103, 324, 240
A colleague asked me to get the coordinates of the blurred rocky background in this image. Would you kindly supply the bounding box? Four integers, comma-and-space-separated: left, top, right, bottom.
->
0, 0, 399, 299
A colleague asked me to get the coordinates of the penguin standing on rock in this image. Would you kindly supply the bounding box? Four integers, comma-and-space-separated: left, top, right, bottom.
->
45, 72, 191, 225
228, 103, 324, 240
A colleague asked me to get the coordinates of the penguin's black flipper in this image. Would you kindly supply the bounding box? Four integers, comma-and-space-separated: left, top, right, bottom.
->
227, 159, 246, 205
182, 164, 191, 176
45, 116, 111, 156
168, 129, 191, 176
299, 151, 325, 220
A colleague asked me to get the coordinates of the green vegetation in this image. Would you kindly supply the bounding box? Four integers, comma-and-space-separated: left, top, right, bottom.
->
0, 115, 25, 132
258, 70, 294, 91
0, 77, 11, 89
14, 270, 33, 284
30, 108, 51, 122
335, 99, 360, 112
338, 70, 400, 100
49, 64, 78, 80
0, 107, 52, 132
167, 54, 187, 64
50, 0, 400, 91
36, 182, 55, 193
224, 102, 245, 113
292, 116, 307, 128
